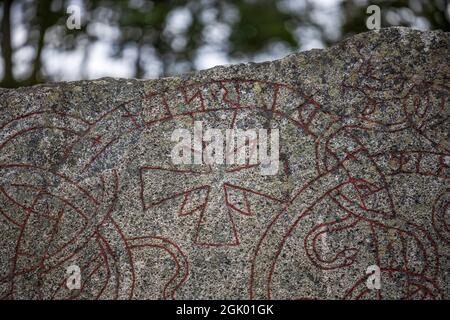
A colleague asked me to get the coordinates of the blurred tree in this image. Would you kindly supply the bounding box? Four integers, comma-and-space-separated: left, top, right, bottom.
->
340, 0, 450, 38
228, 0, 297, 54
1, 0, 14, 86
0, 0, 448, 88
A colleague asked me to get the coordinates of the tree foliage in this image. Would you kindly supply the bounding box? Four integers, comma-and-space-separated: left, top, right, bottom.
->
0, 0, 448, 88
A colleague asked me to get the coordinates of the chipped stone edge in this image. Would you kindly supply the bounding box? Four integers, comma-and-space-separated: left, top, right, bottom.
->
0, 26, 447, 96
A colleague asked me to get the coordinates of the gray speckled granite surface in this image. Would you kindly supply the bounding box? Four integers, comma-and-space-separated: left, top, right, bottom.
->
0, 27, 448, 299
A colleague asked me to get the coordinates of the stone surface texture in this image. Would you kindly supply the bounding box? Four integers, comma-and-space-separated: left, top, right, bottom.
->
0, 27, 449, 300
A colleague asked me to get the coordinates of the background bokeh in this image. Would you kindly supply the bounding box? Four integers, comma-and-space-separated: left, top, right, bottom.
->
0, 0, 449, 88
